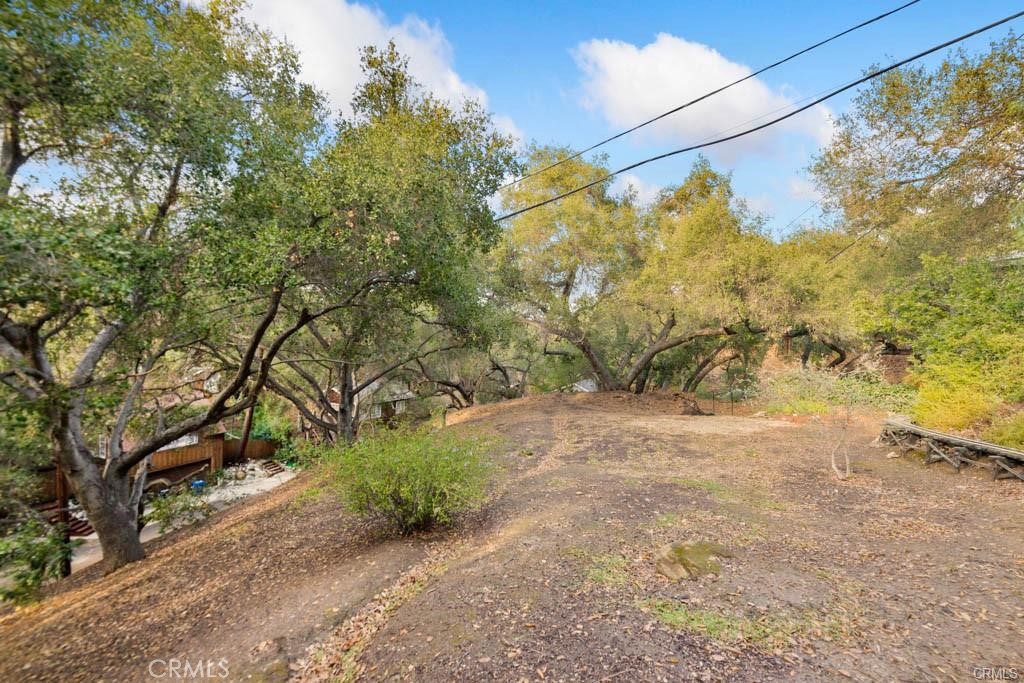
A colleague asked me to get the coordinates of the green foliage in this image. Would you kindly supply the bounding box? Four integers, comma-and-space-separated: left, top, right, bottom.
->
812, 34, 1024, 261
0, 397, 50, 516
0, 517, 77, 604
250, 398, 293, 443
500, 153, 772, 391
528, 350, 592, 393
758, 370, 915, 416
797, 34, 1024, 419
879, 258, 1024, 430
763, 397, 831, 417
984, 412, 1024, 450
261, 42, 518, 440
323, 426, 495, 533
144, 490, 213, 534
913, 383, 1000, 432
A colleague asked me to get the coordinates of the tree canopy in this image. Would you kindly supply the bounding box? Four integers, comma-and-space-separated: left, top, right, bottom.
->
0, 1, 516, 571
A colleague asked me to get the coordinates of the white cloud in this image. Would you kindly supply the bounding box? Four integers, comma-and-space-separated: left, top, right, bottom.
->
787, 176, 822, 202
611, 173, 662, 205
492, 114, 524, 148
744, 194, 775, 217
239, 0, 489, 117
573, 34, 833, 162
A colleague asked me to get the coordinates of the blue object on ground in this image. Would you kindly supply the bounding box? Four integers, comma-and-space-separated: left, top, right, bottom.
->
190, 480, 206, 494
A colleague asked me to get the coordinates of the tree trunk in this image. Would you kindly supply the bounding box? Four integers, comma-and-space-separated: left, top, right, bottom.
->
576, 337, 621, 390
800, 338, 812, 368
687, 351, 740, 394
684, 361, 709, 393
57, 447, 145, 573
683, 341, 727, 392
54, 463, 72, 577
49, 404, 146, 572
339, 363, 357, 443
823, 340, 847, 369
237, 403, 256, 461
632, 363, 651, 394
88, 494, 146, 572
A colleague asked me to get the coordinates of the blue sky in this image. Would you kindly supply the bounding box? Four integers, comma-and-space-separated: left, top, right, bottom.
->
357, 0, 1021, 235
34, 1, 1024, 237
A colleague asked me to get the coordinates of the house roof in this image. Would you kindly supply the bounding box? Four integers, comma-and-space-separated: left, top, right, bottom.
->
372, 389, 416, 403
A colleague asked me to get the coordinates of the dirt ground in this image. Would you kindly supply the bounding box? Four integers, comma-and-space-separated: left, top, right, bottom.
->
2, 392, 1023, 682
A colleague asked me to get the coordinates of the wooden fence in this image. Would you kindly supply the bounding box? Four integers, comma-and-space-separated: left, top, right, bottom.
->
151, 435, 224, 472
224, 438, 277, 463
145, 435, 278, 471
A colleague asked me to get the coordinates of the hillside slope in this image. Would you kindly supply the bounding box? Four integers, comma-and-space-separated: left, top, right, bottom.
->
3, 393, 1023, 682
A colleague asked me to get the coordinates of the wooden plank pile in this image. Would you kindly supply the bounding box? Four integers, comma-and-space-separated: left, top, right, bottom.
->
880, 416, 1024, 481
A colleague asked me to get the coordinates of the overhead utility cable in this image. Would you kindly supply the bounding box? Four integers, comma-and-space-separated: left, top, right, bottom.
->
496, 9, 1024, 221
499, 0, 923, 189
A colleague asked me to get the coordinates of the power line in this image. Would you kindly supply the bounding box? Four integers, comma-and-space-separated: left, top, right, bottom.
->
784, 107, 931, 249
777, 200, 821, 235
499, 0, 924, 190
826, 225, 879, 263
496, 9, 1024, 222
771, 110, 921, 239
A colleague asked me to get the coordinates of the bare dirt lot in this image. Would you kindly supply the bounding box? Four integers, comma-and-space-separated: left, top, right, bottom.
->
3, 392, 1023, 682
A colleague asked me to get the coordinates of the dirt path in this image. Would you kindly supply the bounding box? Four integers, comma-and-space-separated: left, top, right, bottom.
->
3, 392, 1023, 682
305, 394, 1024, 682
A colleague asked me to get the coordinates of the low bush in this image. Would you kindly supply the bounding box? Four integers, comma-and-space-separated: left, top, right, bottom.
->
984, 411, 1024, 450
246, 397, 299, 465
144, 489, 213, 533
323, 425, 495, 533
763, 396, 831, 417
0, 517, 77, 604
912, 381, 1000, 432
758, 369, 915, 416
249, 397, 294, 443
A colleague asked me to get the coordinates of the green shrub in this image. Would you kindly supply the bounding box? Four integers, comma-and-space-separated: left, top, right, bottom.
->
0, 517, 77, 604
984, 412, 1024, 449
763, 397, 831, 416
912, 381, 1000, 431
324, 425, 495, 533
883, 258, 1024, 432
270, 441, 302, 467
758, 369, 915, 415
144, 490, 213, 533
250, 401, 291, 441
